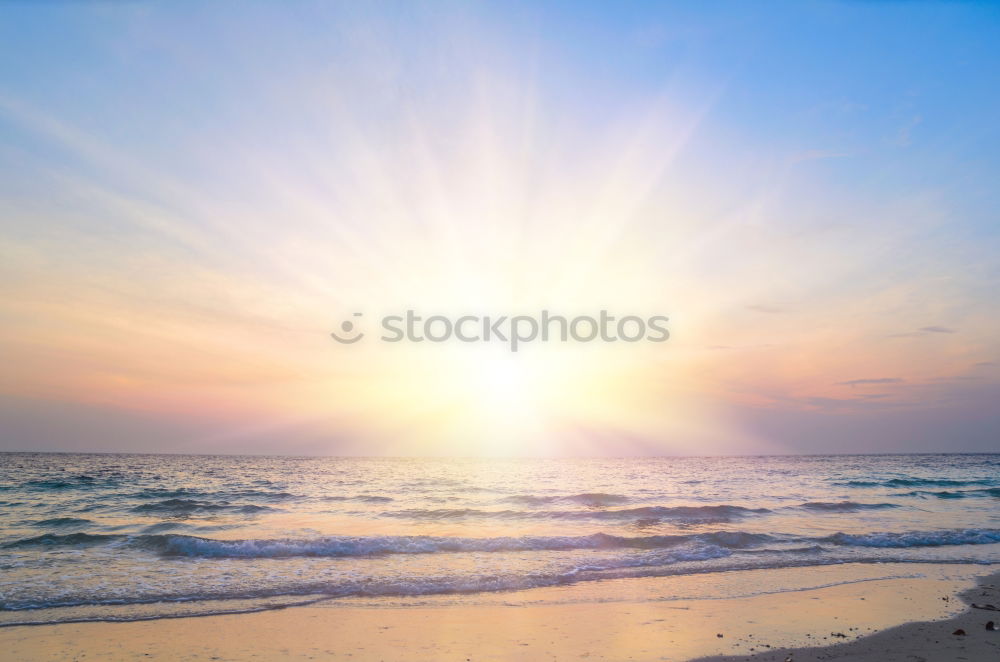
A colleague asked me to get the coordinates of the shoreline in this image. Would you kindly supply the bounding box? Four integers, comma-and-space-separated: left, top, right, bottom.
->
0, 564, 996, 660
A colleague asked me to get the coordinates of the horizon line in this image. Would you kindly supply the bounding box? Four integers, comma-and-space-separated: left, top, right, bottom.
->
1, 450, 997, 459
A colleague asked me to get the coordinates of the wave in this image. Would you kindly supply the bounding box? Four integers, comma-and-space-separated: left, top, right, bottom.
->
798, 501, 899, 512
1, 530, 775, 557
0, 551, 990, 620
894, 488, 1000, 499
834, 478, 995, 488
225, 490, 300, 501
321, 495, 394, 503
4, 533, 118, 548
3, 525, 999, 619
130, 499, 279, 515
21, 476, 111, 490
380, 504, 770, 522
822, 528, 1000, 548
146, 533, 755, 558
0, 547, 746, 615
151, 527, 1000, 555
8, 527, 998, 559
32, 517, 93, 528
499, 495, 559, 506
500, 493, 630, 507
131, 488, 207, 499
131, 489, 301, 502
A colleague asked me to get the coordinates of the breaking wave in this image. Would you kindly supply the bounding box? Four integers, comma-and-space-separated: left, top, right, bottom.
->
821, 529, 1000, 548
6, 527, 999, 559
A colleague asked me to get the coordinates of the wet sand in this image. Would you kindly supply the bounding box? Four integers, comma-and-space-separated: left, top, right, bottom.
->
695, 568, 1000, 662
0, 565, 996, 661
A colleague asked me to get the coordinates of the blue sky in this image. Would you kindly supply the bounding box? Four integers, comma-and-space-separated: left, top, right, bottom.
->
1, 1, 999, 454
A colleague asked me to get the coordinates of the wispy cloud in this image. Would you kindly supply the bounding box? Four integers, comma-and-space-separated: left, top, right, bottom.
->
888, 326, 957, 338
836, 377, 903, 387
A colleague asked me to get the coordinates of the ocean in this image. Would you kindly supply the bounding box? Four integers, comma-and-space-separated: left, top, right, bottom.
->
1, 453, 998, 626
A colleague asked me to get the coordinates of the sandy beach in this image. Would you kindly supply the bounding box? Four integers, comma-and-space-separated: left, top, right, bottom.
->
1, 564, 996, 661
696, 568, 1000, 662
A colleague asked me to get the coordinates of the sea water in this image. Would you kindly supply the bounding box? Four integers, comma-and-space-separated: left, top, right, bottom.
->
0, 453, 997, 625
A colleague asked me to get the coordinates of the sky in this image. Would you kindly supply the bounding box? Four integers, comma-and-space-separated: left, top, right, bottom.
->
1, 1, 999, 456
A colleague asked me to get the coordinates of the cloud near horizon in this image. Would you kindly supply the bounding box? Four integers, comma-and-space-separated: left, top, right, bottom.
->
836, 378, 904, 387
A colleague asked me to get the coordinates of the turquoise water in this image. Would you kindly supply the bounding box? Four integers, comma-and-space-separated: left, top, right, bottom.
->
0, 453, 997, 625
